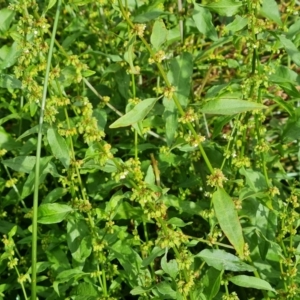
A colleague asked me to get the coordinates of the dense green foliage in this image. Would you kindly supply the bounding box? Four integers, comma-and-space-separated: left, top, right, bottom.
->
0, 0, 300, 299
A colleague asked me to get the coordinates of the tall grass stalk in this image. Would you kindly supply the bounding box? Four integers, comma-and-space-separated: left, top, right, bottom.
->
31, 1, 62, 298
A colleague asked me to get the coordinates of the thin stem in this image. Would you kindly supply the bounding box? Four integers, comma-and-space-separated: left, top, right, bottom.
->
31, 1, 61, 298
117, 0, 214, 174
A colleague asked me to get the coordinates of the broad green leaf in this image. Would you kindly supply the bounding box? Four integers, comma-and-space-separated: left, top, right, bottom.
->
229, 275, 275, 292
2, 156, 36, 173
161, 252, 178, 279
279, 35, 300, 66
151, 19, 168, 49
67, 219, 91, 263
17, 124, 48, 140
212, 188, 245, 257
57, 269, 86, 281
167, 217, 192, 227
145, 165, 155, 185
225, 15, 248, 33
130, 286, 152, 295
0, 74, 22, 89
167, 52, 193, 107
202, 0, 243, 16
43, 187, 67, 203
142, 246, 165, 268
283, 117, 300, 142
155, 281, 177, 298
21, 156, 53, 199
38, 203, 73, 224
163, 195, 204, 216
193, 5, 218, 41
256, 204, 277, 260
163, 97, 177, 146
134, 11, 167, 22
201, 99, 266, 115
269, 75, 300, 98
203, 268, 222, 300
287, 19, 300, 39
110, 98, 158, 128
105, 190, 124, 219
0, 8, 15, 33
196, 249, 255, 272
0, 42, 21, 70
239, 168, 268, 192
260, 0, 282, 25
47, 127, 70, 169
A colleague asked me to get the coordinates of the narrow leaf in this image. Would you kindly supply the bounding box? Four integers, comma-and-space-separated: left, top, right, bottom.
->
212, 188, 245, 257
229, 275, 275, 292
38, 203, 73, 224
110, 98, 157, 128
201, 99, 266, 115
47, 127, 70, 169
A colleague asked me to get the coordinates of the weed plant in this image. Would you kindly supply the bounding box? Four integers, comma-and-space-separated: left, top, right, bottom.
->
0, 0, 300, 299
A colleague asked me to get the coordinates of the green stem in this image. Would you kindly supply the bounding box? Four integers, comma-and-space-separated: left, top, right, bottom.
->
31, 1, 61, 299
117, 0, 214, 174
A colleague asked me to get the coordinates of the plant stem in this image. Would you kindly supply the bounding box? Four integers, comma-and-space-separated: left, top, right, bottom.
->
31, 1, 61, 298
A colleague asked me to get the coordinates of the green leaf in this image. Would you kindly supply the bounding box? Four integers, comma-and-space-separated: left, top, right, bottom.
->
0, 42, 21, 70
142, 246, 165, 268
47, 127, 71, 169
239, 168, 268, 192
260, 0, 282, 25
167, 217, 192, 227
202, 0, 243, 16
105, 190, 124, 219
196, 249, 255, 272
38, 203, 73, 224
21, 156, 53, 199
225, 15, 248, 33
130, 286, 152, 295
0, 8, 15, 33
67, 219, 92, 263
0, 74, 22, 89
2, 156, 36, 173
161, 252, 178, 279
229, 275, 275, 292
151, 19, 168, 49
256, 204, 277, 260
203, 268, 222, 300
212, 188, 245, 257
283, 116, 300, 142
167, 52, 193, 107
163, 97, 178, 146
279, 35, 300, 66
155, 281, 177, 298
0, 113, 20, 126
193, 5, 218, 41
163, 195, 204, 216
43, 187, 67, 203
46, 0, 57, 11
110, 98, 158, 128
201, 99, 266, 115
